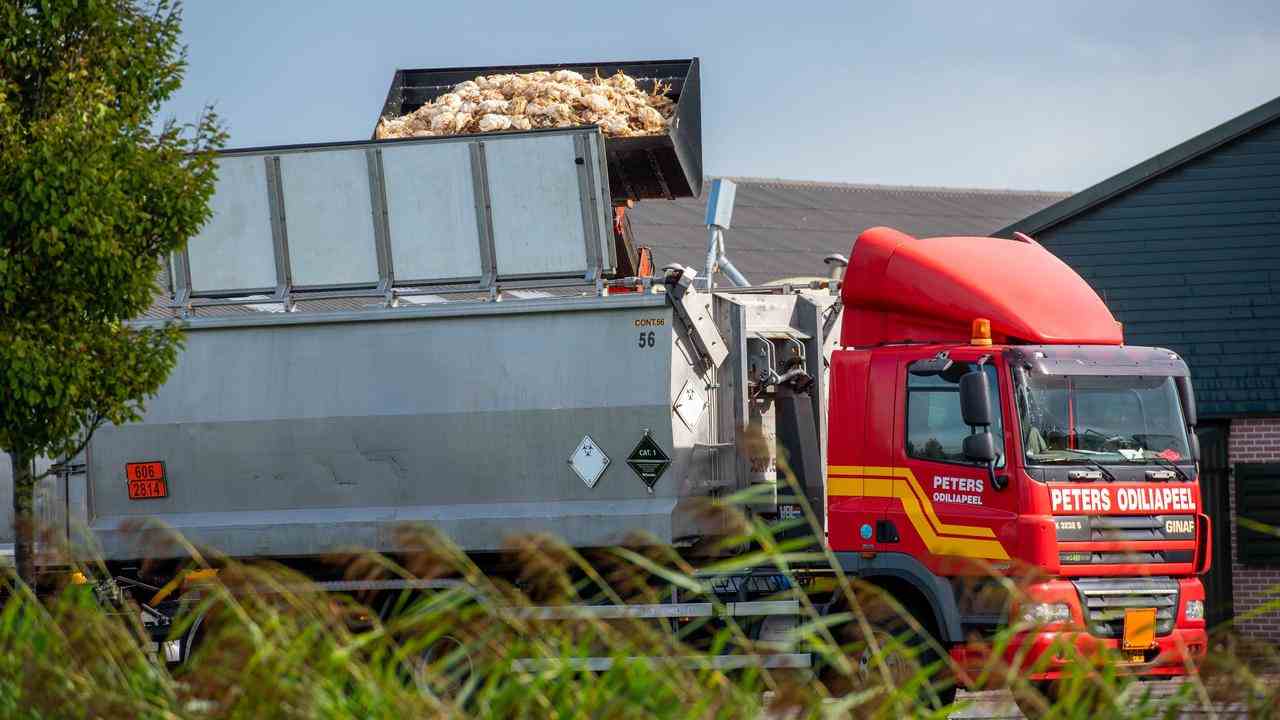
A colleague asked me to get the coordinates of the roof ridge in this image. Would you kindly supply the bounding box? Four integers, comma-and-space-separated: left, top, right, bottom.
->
714, 175, 1072, 198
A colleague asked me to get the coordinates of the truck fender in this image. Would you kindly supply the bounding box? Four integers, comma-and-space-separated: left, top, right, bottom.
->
831, 551, 964, 644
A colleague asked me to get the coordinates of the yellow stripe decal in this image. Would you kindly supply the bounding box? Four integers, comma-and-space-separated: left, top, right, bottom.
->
826, 465, 1009, 561
897, 470, 996, 539
831, 466, 995, 537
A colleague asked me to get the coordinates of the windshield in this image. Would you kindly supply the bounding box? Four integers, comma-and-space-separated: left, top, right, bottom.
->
1013, 370, 1191, 465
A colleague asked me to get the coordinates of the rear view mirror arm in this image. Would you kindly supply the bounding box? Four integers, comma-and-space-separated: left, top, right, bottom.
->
988, 454, 1007, 491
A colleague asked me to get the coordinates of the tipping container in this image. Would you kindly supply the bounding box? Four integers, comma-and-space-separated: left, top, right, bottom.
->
376, 58, 703, 202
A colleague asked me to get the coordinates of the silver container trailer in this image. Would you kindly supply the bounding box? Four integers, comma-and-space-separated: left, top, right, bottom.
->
90, 293, 711, 559
49, 285, 837, 563
0, 63, 849, 673
1, 121, 840, 566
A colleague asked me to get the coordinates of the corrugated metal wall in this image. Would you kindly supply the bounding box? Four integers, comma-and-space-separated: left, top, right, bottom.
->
1035, 119, 1280, 417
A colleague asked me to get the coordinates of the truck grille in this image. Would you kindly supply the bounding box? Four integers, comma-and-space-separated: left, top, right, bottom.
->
1073, 577, 1178, 639
1060, 550, 1194, 565
1089, 515, 1168, 541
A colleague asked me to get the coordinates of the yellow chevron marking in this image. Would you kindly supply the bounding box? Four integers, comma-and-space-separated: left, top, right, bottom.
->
828, 465, 891, 477
826, 464, 1009, 560
898, 499, 1009, 559
827, 475, 894, 497
830, 466, 995, 538
896, 470, 996, 539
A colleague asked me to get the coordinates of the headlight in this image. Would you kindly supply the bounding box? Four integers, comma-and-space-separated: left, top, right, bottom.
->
1020, 602, 1072, 625
1184, 599, 1205, 621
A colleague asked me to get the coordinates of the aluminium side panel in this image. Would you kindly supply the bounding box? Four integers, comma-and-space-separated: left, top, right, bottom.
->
277, 149, 381, 288
712, 296, 748, 496
185, 156, 278, 295
380, 141, 485, 283
484, 133, 590, 279
82, 295, 727, 560
179, 127, 613, 301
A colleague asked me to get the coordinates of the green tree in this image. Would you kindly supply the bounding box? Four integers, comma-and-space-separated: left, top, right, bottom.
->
0, 0, 222, 584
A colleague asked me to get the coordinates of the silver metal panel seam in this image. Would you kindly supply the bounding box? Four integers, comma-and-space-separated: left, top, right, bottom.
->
573, 133, 601, 281
367, 148, 394, 287
589, 131, 616, 274
470, 141, 498, 288
266, 155, 293, 293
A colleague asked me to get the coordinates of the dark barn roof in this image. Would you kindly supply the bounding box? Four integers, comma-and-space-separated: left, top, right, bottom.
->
1001, 96, 1280, 417
628, 178, 1069, 282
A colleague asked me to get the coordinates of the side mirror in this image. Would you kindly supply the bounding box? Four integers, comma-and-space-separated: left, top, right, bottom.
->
1188, 432, 1201, 463
959, 370, 993, 427
963, 432, 997, 464
963, 432, 1006, 491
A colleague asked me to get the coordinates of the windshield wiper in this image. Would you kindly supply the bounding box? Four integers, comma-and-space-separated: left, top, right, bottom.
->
1076, 458, 1116, 483
1032, 454, 1117, 482
1143, 454, 1191, 483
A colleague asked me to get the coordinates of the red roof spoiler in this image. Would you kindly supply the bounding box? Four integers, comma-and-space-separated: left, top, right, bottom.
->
839, 227, 1123, 347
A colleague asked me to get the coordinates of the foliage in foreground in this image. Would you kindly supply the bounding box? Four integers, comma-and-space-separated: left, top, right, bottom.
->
0, 501, 1276, 720
0, 0, 224, 581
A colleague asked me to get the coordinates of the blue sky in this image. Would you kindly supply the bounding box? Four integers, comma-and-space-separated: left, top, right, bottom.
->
163, 1, 1280, 192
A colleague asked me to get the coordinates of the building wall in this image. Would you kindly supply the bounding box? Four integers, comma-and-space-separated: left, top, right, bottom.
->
1031, 117, 1280, 418
1226, 417, 1280, 642
1020, 115, 1280, 635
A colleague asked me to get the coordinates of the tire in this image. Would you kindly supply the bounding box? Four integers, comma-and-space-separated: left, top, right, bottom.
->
1013, 679, 1056, 718
817, 588, 958, 711
379, 593, 476, 700
1014, 676, 1130, 717
406, 634, 475, 699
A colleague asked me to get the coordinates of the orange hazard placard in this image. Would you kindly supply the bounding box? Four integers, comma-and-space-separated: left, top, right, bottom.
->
126, 461, 167, 499
1122, 607, 1157, 650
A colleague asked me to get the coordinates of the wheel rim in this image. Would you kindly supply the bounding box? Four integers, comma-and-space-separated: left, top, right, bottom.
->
855, 628, 915, 687
411, 634, 474, 698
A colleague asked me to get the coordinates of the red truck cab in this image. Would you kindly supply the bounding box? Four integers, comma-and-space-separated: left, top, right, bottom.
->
826, 227, 1209, 683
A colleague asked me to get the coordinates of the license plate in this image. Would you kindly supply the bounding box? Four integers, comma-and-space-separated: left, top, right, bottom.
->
1122, 607, 1157, 650
126, 461, 168, 500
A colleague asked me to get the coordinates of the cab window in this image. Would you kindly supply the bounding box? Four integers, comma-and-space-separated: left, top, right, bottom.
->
905, 362, 1004, 465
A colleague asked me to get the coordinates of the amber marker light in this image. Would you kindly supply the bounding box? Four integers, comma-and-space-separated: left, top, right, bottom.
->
971, 318, 992, 346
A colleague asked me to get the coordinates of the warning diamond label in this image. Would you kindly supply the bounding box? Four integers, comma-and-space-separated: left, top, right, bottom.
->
626, 433, 670, 490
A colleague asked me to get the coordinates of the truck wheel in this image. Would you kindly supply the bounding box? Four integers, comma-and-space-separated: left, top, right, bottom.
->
1013, 680, 1056, 718
406, 634, 474, 699
818, 593, 957, 710
1014, 677, 1130, 717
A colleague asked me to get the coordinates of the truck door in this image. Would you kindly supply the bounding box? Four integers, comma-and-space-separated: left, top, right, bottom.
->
888, 352, 1016, 572
826, 350, 897, 552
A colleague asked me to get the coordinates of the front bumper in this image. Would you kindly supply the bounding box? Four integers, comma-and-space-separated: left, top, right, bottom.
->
1002, 626, 1208, 680
952, 576, 1208, 683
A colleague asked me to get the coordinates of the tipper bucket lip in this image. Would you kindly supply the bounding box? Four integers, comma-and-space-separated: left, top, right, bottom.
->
377, 58, 703, 202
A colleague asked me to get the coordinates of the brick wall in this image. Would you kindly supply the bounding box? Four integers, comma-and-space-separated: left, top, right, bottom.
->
1226, 417, 1280, 642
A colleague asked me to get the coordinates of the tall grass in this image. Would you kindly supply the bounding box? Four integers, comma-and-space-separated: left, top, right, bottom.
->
1, 487, 1276, 719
